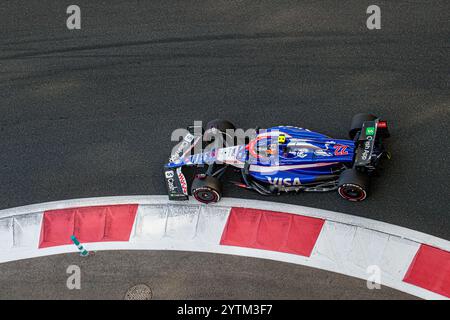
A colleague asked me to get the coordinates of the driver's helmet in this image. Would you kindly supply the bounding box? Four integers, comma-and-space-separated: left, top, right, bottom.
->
256, 142, 278, 157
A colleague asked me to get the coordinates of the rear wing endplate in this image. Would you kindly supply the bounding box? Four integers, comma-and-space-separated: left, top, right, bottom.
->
354, 120, 377, 167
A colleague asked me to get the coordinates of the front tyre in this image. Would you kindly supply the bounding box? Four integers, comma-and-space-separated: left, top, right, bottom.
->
191, 175, 223, 204
204, 119, 236, 148
338, 169, 369, 202
205, 119, 235, 133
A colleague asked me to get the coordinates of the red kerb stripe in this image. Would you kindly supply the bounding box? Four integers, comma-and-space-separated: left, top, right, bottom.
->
220, 207, 324, 257
403, 244, 450, 297
39, 204, 138, 248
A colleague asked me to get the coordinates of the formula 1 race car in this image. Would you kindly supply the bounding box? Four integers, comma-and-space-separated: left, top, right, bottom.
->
164, 114, 390, 203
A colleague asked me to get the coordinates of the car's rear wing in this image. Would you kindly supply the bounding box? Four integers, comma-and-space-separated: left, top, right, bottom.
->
354, 119, 389, 168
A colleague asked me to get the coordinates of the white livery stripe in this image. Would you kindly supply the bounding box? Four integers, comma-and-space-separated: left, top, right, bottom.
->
249, 162, 338, 173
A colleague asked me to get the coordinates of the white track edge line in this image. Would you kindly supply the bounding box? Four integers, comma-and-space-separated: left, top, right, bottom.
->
0, 242, 444, 300
0, 195, 448, 251
0, 196, 449, 299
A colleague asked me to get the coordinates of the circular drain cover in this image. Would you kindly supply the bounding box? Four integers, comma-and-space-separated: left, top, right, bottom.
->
124, 284, 153, 300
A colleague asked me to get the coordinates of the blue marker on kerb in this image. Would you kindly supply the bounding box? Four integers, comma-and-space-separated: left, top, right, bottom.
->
70, 235, 89, 256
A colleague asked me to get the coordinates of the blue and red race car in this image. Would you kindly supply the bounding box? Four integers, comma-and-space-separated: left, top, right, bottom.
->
164, 114, 390, 203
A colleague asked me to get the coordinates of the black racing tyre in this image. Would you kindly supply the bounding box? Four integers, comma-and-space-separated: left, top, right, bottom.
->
191, 175, 223, 204
205, 119, 236, 147
349, 113, 377, 140
337, 169, 369, 202
205, 119, 235, 133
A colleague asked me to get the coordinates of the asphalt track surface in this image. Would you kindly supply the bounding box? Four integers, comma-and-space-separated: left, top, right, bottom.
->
0, 1, 448, 299
0, 251, 415, 300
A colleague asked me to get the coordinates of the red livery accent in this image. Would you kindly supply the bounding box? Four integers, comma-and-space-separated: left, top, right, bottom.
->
220, 207, 325, 257
333, 144, 348, 156
403, 244, 450, 298
39, 204, 138, 248
178, 171, 188, 195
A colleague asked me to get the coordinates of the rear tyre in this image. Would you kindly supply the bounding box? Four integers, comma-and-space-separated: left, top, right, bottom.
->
349, 113, 377, 140
191, 175, 223, 204
338, 169, 369, 202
